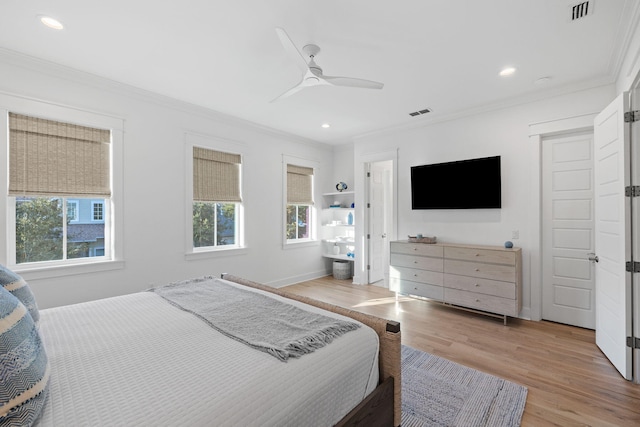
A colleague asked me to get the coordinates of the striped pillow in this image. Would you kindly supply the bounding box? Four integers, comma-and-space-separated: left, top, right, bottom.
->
0, 265, 39, 326
0, 286, 50, 426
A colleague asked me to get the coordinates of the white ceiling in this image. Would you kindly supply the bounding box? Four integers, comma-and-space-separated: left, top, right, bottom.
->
0, 0, 637, 144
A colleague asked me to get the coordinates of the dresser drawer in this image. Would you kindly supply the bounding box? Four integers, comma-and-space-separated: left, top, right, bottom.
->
444, 273, 515, 299
389, 277, 443, 300
390, 265, 443, 286
390, 253, 443, 272
444, 246, 516, 266
444, 288, 519, 316
390, 242, 443, 257
444, 259, 516, 282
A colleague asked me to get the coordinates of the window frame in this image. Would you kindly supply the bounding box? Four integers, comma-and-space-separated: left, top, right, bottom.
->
184, 132, 246, 259
283, 155, 318, 248
0, 97, 124, 276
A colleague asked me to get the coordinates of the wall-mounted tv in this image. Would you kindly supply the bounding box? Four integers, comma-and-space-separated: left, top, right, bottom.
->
411, 156, 501, 209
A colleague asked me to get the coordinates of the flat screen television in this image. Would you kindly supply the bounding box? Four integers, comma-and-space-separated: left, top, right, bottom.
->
411, 156, 501, 209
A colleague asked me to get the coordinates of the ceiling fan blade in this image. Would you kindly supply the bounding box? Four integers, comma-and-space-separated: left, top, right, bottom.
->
271, 70, 325, 102
270, 82, 306, 103
323, 75, 384, 90
275, 27, 309, 74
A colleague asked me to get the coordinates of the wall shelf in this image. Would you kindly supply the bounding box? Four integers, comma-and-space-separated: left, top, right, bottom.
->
322, 191, 354, 197
322, 254, 354, 261
321, 191, 355, 265
323, 239, 355, 244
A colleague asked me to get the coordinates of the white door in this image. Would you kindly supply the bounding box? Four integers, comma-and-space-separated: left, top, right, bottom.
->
542, 133, 596, 329
367, 161, 392, 284
594, 92, 633, 380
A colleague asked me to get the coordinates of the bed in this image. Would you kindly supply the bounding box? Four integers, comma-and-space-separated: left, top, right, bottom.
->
1, 270, 401, 427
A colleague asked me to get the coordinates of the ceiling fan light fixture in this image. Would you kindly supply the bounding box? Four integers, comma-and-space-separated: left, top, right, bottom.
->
499, 67, 516, 77
39, 15, 64, 30
271, 27, 384, 102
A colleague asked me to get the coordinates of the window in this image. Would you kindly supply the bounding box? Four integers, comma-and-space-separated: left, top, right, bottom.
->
7, 113, 112, 266
286, 164, 314, 242
92, 201, 104, 221
193, 202, 237, 247
14, 197, 107, 263
286, 204, 310, 239
67, 200, 79, 222
192, 146, 242, 249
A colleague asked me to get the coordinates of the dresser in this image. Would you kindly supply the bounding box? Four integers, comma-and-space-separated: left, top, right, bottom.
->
389, 241, 522, 324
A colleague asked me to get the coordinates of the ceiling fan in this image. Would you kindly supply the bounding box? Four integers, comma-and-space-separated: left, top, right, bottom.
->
271, 27, 384, 102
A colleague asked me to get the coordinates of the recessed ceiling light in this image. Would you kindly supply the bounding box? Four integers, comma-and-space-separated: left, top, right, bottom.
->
499, 67, 516, 77
39, 15, 64, 30
321, 123, 330, 128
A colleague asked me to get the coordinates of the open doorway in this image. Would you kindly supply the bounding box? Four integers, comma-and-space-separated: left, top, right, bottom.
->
366, 160, 394, 285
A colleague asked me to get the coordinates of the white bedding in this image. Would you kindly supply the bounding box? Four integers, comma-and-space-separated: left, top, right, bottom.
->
33, 279, 379, 427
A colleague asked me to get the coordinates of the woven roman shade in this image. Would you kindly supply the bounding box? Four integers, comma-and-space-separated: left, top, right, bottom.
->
287, 164, 314, 205
193, 147, 242, 202
8, 113, 111, 197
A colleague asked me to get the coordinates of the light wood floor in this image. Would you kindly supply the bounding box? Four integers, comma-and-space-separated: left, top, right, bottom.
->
283, 276, 640, 427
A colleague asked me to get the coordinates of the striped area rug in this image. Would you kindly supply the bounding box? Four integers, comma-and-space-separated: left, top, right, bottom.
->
401, 345, 527, 427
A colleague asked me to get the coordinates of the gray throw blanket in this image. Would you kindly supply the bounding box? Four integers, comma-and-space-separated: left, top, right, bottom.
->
149, 277, 360, 362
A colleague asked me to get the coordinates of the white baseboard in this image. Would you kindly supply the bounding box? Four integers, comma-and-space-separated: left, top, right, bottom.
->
266, 269, 330, 288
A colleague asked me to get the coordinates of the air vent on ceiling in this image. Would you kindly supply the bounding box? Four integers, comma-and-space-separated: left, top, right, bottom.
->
409, 108, 432, 117
571, 1, 592, 21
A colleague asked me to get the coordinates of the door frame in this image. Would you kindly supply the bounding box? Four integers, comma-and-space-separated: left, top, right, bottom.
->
353, 149, 398, 285
528, 112, 599, 321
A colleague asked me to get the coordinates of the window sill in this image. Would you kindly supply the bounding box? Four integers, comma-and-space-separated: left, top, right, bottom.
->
283, 239, 319, 250
13, 259, 125, 281
185, 246, 248, 261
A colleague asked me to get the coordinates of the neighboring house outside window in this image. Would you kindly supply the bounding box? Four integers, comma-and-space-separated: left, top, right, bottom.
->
7, 113, 112, 265
68, 199, 105, 259
285, 163, 314, 243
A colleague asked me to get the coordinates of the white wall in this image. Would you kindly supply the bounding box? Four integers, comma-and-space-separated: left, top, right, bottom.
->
353, 84, 617, 319
0, 52, 333, 309
330, 143, 355, 191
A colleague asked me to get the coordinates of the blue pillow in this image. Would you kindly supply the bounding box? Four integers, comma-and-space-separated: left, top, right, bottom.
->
0, 264, 39, 326
0, 286, 49, 426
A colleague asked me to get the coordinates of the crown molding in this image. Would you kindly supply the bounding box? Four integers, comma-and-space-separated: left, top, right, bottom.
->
608, 0, 640, 80
352, 76, 615, 142
0, 48, 329, 150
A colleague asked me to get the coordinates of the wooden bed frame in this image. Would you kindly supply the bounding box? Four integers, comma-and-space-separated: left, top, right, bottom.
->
221, 274, 401, 427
